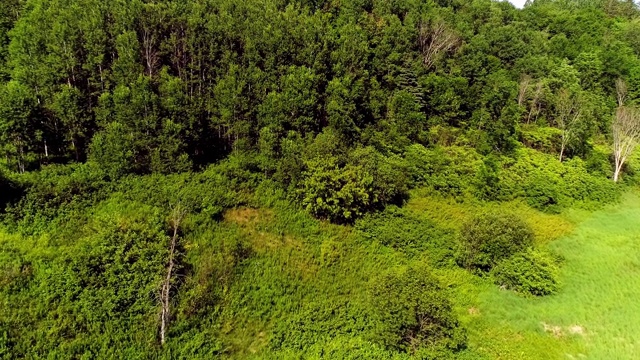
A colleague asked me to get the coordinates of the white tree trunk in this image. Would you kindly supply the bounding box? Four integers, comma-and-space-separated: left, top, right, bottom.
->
159, 205, 186, 345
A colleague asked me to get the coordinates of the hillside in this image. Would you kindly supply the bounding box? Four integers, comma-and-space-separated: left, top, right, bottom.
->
2, 0, 640, 358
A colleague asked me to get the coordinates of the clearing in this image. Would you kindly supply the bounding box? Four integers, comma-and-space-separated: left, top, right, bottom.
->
462, 192, 640, 359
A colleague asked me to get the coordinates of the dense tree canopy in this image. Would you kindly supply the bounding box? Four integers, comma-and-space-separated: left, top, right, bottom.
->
0, 0, 637, 177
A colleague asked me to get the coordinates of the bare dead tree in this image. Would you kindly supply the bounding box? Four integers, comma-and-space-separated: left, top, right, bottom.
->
616, 78, 628, 107
613, 106, 640, 182
518, 74, 532, 107
418, 20, 460, 69
142, 28, 159, 77
140, 5, 166, 78
159, 204, 187, 345
555, 89, 582, 162
526, 81, 544, 124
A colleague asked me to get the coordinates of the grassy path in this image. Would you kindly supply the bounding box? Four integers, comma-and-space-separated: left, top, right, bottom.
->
465, 193, 640, 359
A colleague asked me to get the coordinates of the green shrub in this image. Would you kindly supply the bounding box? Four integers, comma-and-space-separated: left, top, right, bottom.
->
299, 146, 408, 223
498, 148, 619, 211
3, 201, 169, 358
491, 249, 560, 296
4, 163, 109, 235
368, 264, 466, 355
356, 206, 455, 264
299, 156, 373, 222
519, 126, 562, 154
474, 155, 502, 201
524, 172, 561, 213
457, 212, 534, 272
404, 144, 481, 198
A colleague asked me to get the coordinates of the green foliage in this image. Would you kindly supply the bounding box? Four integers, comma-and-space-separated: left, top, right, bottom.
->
88, 121, 138, 179
0, 0, 634, 177
491, 249, 560, 296
1, 0, 640, 358
498, 148, 619, 211
356, 206, 455, 264
1, 201, 168, 358
405, 144, 482, 198
299, 156, 373, 222
0, 81, 38, 172
519, 126, 563, 153
4, 163, 109, 235
299, 146, 408, 223
474, 155, 502, 201
369, 264, 466, 355
458, 212, 534, 272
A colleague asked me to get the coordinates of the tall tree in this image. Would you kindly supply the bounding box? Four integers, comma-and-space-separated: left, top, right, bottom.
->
0, 81, 38, 172
554, 88, 583, 161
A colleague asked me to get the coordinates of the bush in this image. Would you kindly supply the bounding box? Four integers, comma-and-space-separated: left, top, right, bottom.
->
498, 148, 619, 211
404, 144, 481, 198
474, 155, 501, 201
368, 264, 466, 355
491, 249, 560, 296
4, 163, 109, 235
356, 206, 455, 264
299, 146, 408, 223
457, 212, 534, 272
5, 201, 169, 358
524, 172, 561, 213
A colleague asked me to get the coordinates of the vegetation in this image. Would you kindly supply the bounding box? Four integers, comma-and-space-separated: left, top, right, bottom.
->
464, 194, 640, 359
490, 248, 560, 296
457, 211, 534, 272
369, 264, 466, 356
1, 0, 640, 358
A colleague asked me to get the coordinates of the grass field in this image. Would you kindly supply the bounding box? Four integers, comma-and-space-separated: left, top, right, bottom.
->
222, 190, 640, 359
454, 192, 640, 359
3, 185, 638, 359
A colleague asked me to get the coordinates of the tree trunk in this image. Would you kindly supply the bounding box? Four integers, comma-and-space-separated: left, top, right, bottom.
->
613, 162, 623, 182
159, 206, 186, 345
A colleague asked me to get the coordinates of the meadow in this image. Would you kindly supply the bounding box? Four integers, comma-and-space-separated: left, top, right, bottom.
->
0, 165, 638, 359
447, 192, 640, 359
215, 188, 640, 359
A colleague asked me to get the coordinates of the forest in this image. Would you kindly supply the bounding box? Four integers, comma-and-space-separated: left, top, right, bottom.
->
1, 0, 640, 358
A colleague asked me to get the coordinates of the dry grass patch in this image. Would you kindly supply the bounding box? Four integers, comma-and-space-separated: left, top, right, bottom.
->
224, 207, 273, 226
406, 193, 574, 244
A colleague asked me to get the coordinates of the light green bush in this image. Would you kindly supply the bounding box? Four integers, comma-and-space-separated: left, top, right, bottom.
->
299, 146, 408, 223
368, 264, 466, 354
491, 249, 560, 296
405, 144, 482, 198
457, 212, 534, 272
498, 148, 619, 211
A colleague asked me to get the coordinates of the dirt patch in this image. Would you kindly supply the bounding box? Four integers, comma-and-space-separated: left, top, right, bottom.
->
468, 307, 481, 316
542, 322, 563, 338
568, 325, 585, 336
541, 323, 586, 338
224, 207, 272, 225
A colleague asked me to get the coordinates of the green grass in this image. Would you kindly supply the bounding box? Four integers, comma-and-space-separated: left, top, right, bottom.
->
459, 192, 640, 359
216, 191, 640, 359
3, 178, 638, 359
